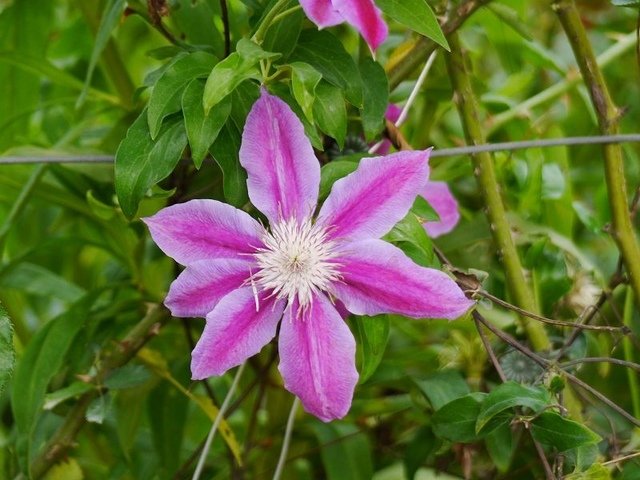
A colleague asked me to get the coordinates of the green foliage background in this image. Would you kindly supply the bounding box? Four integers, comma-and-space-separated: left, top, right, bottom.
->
1, 0, 640, 478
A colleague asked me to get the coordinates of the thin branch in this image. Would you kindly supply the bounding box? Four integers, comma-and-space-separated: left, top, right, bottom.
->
192, 363, 246, 480
533, 439, 557, 480
219, 0, 231, 57
30, 304, 171, 479
555, 261, 626, 358
560, 357, 640, 371
272, 397, 299, 480
370, 51, 438, 154
430, 134, 640, 158
473, 311, 640, 428
385, 0, 491, 89
476, 289, 630, 333
446, 31, 550, 350
554, 0, 640, 311
0, 164, 46, 248
602, 450, 640, 466
147, 0, 178, 45
2, 134, 640, 166
474, 317, 507, 382
488, 31, 636, 133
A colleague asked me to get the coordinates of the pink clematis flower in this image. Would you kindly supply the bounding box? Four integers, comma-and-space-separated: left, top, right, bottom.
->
382, 104, 461, 238
143, 90, 473, 421
299, 0, 388, 50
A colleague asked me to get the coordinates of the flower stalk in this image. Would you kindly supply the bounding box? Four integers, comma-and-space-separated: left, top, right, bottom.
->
445, 32, 551, 351
553, 0, 640, 313
252, 0, 292, 44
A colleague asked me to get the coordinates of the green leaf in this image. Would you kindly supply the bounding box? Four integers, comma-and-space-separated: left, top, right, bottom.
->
148, 380, 189, 474
290, 29, 363, 107
147, 51, 216, 139
312, 422, 373, 480
236, 37, 281, 63
0, 0, 53, 149
86, 393, 112, 424
182, 79, 232, 168
313, 81, 347, 149
104, 365, 152, 390
565, 463, 611, 480
43, 458, 83, 480
319, 160, 358, 200
230, 80, 261, 128
385, 212, 434, 266
44, 382, 94, 410
432, 393, 485, 443
0, 304, 14, 396
115, 110, 188, 218
376, 0, 449, 50
412, 195, 440, 222
476, 381, 551, 433
530, 412, 601, 452
486, 4, 533, 41
404, 427, 438, 480
542, 162, 566, 199
0, 51, 120, 106
485, 422, 514, 473
0, 262, 86, 302
12, 297, 95, 466
209, 122, 248, 207
261, 0, 303, 58
355, 315, 390, 383
611, 0, 640, 6
565, 444, 601, 473
78, 0, 126, 107
203, 39, 278, 113
414, 370, 470, 410
359, 58, 388, 140
290, 62, 322, 123
203, 53, 258, 113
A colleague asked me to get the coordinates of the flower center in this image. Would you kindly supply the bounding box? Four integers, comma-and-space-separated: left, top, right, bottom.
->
253, 218, 341, 308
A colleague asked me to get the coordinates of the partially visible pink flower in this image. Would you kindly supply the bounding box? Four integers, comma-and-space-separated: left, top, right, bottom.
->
421, 181, 460, 238
382, 104, 461, 238
144, 90, 473, 422
299, 0, 388, 50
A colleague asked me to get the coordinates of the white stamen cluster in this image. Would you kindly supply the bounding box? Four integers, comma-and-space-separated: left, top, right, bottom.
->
253, 218, 341, 308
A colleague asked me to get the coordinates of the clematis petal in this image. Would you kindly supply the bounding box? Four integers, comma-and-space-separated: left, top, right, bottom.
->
421, 181, 461, 238
240, 89, 320, 224
143, 199, 263, 265
317, 151, 430, 242
334, 239, 474, 319
278, 293, 358, 422
165, 258, 254, 318
333, 0, 388, 50
299, 0, 344, 27
191, 287, 285, 379
385, 103, 402, 124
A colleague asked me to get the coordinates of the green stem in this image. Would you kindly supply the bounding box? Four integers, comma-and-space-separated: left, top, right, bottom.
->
385, 0, 491, 90
623, 287, 640, 421
29, 304, 170, 479
272, 5, 301, 24
251, 0, 292, 44
554, 0, 640, 312
489, 31, 635, 134
445, 33, 550, 351
75, 0, 135, 108
0, 165, 46, 250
